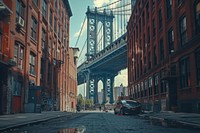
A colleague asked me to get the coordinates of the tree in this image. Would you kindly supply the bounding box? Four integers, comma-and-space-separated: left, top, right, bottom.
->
77, 94, 84, 109
85, 99, 94, 109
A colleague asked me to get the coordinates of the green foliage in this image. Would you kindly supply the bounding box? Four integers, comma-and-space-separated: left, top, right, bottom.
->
76, 94, 94, 110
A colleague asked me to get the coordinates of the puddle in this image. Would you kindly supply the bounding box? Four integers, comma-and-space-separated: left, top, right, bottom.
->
58, 126, 86, 133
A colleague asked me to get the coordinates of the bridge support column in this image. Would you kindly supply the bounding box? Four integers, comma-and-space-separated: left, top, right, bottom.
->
103, 76, 107, 104
85, 72, 90, 99
110, 76, 114, 104
94, 76, 98, 104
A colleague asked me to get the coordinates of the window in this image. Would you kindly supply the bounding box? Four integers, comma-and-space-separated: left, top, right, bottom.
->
144, 56, 147, 73
154, 74, 159, 95
180, 57, 190, 88
29, 52, 36, 75
41, 28, 46, 49
152, 18, 156, 37
141, 82, 144, 97
40, 58, 44, 79
13, 79, 22, 96
147, 27, 150, 44
146, 3, 149, 20
159, 8, 162, 29
166, 0, 172, 19
33, 0, 38, 5
168, 28, 174, 53
144, 80, 147, 97
161, 80, 168, 93
137, 83, 140, 98
135, 85, 137, 98
16, 0, 25, 24
178, 0, 183, 6
136, 26, 138, 38
48, 39, 51, 54
50, 9, 53, 26
179, 15, 187, 46
54, 17, 57, 32
58, 25, 61, 39
153, 46, 157, 65
57, 45, 60, 59
160, 39, 164, 61
14, 42, 24, 69
142, 12, 145, 26
196, 49, 200, 86
31, 16, 37, 40
48, 62, 51, 82
0, 34, 2, 52
148, 77, 152, 96
195, 1, 200, 33
42, 0, 47, 18
152, 0, 155, 10
148, 52, 151, 70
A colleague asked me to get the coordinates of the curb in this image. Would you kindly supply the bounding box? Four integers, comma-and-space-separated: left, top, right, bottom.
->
138, 114, 200, 130
0, 113, 73, 132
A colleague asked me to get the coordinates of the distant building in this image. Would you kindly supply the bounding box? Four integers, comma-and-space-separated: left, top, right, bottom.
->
98, 90, 103, 104
114, 85, 128, 102
127, 0, 200, 113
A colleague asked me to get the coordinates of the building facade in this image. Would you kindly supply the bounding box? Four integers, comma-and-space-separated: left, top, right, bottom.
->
0, 0, 76, 114
127, 0, 200, 113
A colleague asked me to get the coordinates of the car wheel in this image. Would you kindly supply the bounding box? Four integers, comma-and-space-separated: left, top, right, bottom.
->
114, 109, 117, 115
120, 109, 125, 115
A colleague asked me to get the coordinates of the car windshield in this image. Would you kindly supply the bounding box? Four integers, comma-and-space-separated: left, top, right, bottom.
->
125, 101, 140, 107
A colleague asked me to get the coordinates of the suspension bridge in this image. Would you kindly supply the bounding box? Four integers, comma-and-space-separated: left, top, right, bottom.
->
76, 0, 134, 104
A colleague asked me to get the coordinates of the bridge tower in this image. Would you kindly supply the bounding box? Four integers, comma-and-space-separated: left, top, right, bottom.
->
84, 7, 115, 104
86, 6, 114, 60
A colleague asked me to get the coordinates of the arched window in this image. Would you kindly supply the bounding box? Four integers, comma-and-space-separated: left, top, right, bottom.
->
195, 1, 200, 33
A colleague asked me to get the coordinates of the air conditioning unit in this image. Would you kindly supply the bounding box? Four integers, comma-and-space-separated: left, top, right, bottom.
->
16, 17, 24, 27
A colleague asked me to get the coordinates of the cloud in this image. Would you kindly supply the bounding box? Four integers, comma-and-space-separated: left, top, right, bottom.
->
93, 0, 110, 7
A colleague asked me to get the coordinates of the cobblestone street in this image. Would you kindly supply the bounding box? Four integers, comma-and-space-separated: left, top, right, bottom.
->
3, 112, 200, 133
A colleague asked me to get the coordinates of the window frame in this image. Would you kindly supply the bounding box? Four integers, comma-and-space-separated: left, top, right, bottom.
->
179, 15, 187, 46
196, 48, 200, 86
31, 16, 37, 41
180, 57, 190, 88
148, 77, 153, 96
166, 0, 172, 20
14, 42, 24, 69
41, 28, 46, 49
195, 1, 200, 34
168, 28, 174, 54
154, 73, 159, 95
29, 52, 36, 75
42, 0, 47, 18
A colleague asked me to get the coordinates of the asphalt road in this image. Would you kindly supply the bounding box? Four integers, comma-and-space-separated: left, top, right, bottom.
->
2, 111, 200, 133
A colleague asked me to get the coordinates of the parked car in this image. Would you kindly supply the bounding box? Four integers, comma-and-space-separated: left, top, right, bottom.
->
114, 100, 141, 115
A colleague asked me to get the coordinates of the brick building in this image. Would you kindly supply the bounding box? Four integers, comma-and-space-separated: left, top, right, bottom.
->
0, 0, 77, 114
127, 0, 200, 113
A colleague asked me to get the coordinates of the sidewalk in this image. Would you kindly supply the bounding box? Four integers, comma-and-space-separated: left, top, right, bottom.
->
139, 111, 200, 129
0, 111, 73, 132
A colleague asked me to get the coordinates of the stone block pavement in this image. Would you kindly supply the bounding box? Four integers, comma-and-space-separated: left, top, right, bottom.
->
0, 111, 73, 132
139, 111, 200, 129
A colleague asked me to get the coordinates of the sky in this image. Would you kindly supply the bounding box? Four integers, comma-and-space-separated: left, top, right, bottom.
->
68, 0, 128, 96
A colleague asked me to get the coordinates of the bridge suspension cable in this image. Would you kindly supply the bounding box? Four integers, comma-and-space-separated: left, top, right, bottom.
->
78, 39, 87, 63
74, 16, 86, 47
